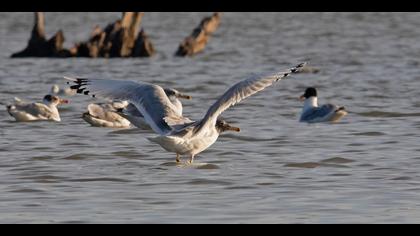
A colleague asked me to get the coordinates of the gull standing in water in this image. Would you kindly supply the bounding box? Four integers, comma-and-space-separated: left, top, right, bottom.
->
65, 62, 305, 163
5, 95, 69, 122
299, 87, 347, 123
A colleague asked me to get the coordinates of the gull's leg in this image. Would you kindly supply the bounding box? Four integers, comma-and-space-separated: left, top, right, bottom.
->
187, 154, 195, 164
176, 153, 180, 163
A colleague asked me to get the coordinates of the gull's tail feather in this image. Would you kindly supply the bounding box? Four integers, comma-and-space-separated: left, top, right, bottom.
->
1, 97, 22, 106
6, 105, 13, 116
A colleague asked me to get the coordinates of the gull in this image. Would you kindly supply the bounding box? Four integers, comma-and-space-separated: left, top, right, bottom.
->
116, 88, 192, 129
115, 102, 150, 129
64, 62, 305, 163
80, 87, 192, 129
82, 101, 132, 128
5, 95, 69, 122
160, 88, 192, 116
51, 84, 76, 96
299, 87, 347, 123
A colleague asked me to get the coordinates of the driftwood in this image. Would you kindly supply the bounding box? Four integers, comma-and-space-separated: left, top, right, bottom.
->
71, 12, 155, 58
175, 12, 221, 57
11, 13, 71, 57
118, 12, 144, 57
70, 25, 105, 57
11, 12, 155, 58
132, 29, 156, 57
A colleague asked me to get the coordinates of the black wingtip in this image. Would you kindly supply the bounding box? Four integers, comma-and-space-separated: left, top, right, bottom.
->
276, 62, 307, 81
290, 62, 307, 73
297, 62, 307, 68
66, 77, 92, 95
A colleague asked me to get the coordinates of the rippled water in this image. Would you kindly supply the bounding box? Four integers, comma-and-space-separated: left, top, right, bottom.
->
1, 12, 420, 223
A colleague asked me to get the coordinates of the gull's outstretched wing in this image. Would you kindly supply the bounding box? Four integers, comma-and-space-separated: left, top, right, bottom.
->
194, 63, 306, 134
122, 103, 144, 118
64, 77, 185, 135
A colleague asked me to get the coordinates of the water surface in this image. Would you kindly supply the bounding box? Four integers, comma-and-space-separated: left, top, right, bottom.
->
1, 12, 420, 223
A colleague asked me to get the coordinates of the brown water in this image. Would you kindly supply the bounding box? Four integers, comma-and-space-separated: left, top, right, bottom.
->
1, 12, 420, 223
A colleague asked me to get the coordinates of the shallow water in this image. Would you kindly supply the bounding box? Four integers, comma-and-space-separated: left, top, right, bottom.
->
1, 12, 420, 223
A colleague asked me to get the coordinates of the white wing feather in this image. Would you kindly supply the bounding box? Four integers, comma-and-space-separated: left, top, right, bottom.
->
64, 77, 184, 135
194, 63, 305, 134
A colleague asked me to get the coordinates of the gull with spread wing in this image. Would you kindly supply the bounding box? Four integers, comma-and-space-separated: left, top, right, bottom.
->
115, 88, 192, 129
82, 88, 192, 129
65, 63, 305, 163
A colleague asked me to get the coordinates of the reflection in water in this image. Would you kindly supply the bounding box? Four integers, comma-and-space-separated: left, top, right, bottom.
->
356, 111, 420, 118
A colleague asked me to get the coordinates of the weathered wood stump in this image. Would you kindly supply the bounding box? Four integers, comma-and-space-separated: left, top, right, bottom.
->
11, 12, 155, 58
175, 12, 221, 57
132, 29, 156, 57
70, 25, 105, 57
11, 12, 71, 58
119, 12, 144, 57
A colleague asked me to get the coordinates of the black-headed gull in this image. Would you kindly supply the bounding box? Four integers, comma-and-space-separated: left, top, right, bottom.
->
299, 87, 347, 123
6, 95, 69, 122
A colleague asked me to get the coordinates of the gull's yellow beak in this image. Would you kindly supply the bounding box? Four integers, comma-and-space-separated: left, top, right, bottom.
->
178, 93, 192, 100
60, 99, 69, 104
226, 124, 240, 132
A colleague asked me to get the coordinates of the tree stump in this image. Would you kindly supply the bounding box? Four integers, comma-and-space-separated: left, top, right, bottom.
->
11, 12, 70, 58
175, 12, 221, 57
73, 12, 154, 58
120, 12, 144, 57
70, 25, 105, 57
11, 12, 155, 58
132, 29, 156, 57
200, 12, 221, 34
